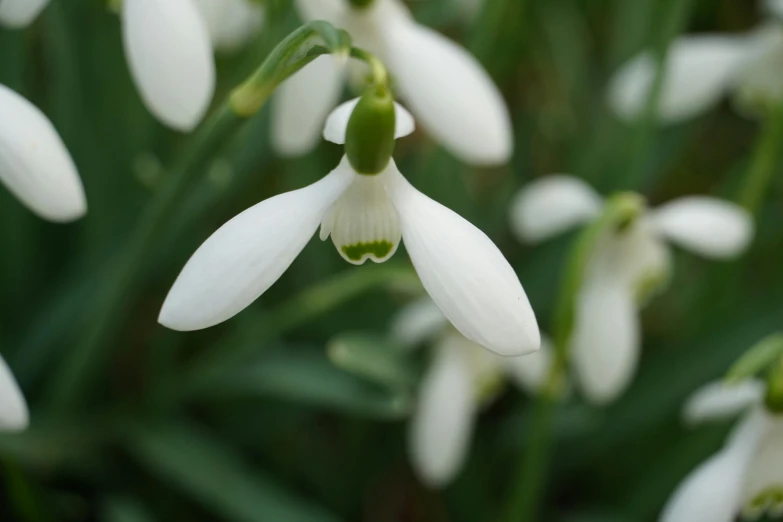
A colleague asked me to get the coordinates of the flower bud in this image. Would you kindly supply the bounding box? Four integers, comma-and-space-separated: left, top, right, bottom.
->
345, 85, 396, 175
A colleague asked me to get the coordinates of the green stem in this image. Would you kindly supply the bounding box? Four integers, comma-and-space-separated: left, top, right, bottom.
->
44, 21, 351, 414
349, 47, 389, 88
503, 194, 645, 522
738, 103, 783, 216
623, 0, 695, 190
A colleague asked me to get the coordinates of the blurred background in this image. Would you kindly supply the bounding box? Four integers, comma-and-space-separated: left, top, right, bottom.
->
0, 0, 782, 520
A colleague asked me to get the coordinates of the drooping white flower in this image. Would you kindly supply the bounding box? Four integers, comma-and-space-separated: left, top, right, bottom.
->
608, 16, 783, 124
0, 84, 87, 222
662, 380, 783, 522
509, 175, 753, 404
161, 99, 539, 356
0, 354, 29, 432
0, 0, 50, 28
122, 0, 216, 131
194, 0, 264, 53
393, 297, 551, 487
279, 0, 513, 165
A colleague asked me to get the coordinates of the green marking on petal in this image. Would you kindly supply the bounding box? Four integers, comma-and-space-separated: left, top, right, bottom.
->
341, 241, 394, 262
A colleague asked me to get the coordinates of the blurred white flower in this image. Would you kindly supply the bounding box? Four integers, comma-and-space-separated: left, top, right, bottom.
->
509, 175, 753, 404
392, 297, 551, 487
662, 380, 783, 522
122, 0, 216, 131
194, 0, 264, 53
278, 0, 513, 165
161, 99, 539, 356
0, 354, 28, 432
0, 84, 87, 222
608, 18, 783, 124
0, 0, 50, 28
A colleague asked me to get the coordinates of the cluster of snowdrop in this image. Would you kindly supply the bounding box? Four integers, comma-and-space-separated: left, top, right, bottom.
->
0, 3, 778, 519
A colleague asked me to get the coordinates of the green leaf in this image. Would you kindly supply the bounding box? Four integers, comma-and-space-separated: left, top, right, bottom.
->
126, 421, 341, 522
327, 332, 416, 391
725, 333, 783, 384
209, 349, 412, 420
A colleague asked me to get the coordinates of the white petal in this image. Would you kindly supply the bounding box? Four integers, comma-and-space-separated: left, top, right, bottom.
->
293, 0, 347, 23
320, 165, 402, 265
660, 449, 747, 522
194, 0, 263, 53
607, 36, 750, 124
272, 55, 345, 156
503, 335, 554, 394
0, 0, 49, 28
650, 197, 753, 259
508, 175, 602, 243
382, 21, 512, 165
742, 416, 783, 517
0, 85, 86, 222
571, 275, 640, 405
390, 297, 449, 349
0, 355, 28, 432
122, 0, 216, 131
733, 25, 783, 115
683, 380, 764, 425
387, 162, 540, 356
409, 341, 476, 487
159, 159, 355, 331
322, 97, 416, 145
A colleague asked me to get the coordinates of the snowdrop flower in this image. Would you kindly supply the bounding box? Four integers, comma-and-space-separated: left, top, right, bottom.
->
0, 0, 50, 28
509, 175, 753, 404
122, 0, 216, 131
194, 0, 264, 53
161, 95, 539, 357
0, 354, 29, 431
0, 84, 86, 222
393, 297, 551, 487
276, 0, 512, 165
608, 12, 783, 124
662, 379, 783, 522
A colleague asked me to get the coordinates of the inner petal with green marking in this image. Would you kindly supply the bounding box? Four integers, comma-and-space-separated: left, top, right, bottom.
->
320, 168, 402, 265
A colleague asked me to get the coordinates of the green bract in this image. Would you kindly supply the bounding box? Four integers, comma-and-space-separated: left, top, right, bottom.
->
345, 85, 397, 175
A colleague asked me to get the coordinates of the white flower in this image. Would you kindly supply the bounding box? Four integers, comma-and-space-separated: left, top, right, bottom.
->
0, 0, 50, 28
0, 354, 29, 432
509, 175, 753, 404
160, 99, 539, 357
122, 0, 216, 131
0, 84, 87, 222
608, 16, 783, 124
277, 0, 513, 165
194, 0, 264, 53
393, 297, 551, 487
662, 380, 783, 522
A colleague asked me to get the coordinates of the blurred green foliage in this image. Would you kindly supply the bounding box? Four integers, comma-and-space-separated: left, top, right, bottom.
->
1, 0, 782, 521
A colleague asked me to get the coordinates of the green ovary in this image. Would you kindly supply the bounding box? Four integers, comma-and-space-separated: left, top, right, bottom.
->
341, 241, 393, 262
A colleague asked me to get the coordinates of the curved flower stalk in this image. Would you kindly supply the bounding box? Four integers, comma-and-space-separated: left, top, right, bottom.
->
509, 175, 753, 404
122, 0, 216, 131
0, 84, 87, 222
0, 354, 28, 432
194, 0, 264, 54
161, 96, 539, 357
274, 0, 513, 165
0, 0, 50, 28
662, 379, 783, 522
608, 8, 783, 124
392, 297, 551, 487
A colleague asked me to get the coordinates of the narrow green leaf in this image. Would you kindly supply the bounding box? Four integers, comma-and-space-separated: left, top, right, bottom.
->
327, 332, 416, 391
209, 349, 412, 420
127, 421, 341, 522
726, 333, 783, 384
